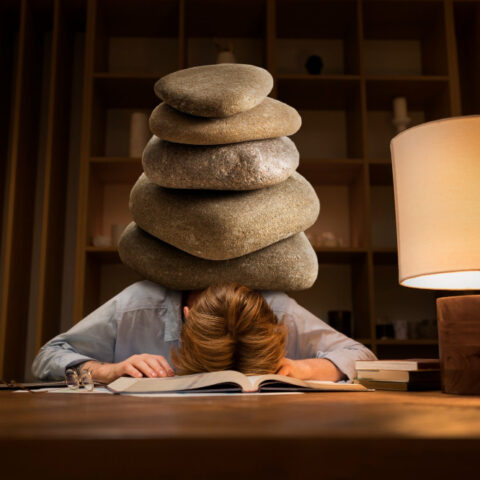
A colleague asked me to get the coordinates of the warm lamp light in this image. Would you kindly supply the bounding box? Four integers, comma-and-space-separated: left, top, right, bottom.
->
391, 116, 480, 395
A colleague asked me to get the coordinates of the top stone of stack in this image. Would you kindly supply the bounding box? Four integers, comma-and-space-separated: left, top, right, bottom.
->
154, 63, 274, 118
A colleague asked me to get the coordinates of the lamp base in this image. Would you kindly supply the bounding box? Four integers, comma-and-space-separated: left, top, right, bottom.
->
437, 295, 480, 395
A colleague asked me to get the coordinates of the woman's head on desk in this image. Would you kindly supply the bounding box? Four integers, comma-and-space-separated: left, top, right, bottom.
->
172, 283, 287, 375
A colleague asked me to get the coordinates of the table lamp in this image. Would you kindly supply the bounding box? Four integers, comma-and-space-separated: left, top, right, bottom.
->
390, 116, 480, 395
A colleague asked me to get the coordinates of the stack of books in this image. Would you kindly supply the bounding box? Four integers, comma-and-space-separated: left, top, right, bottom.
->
354, 359, 441, 391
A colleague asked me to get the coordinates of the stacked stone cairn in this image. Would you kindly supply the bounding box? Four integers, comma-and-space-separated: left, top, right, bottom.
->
118, 64, 320, 291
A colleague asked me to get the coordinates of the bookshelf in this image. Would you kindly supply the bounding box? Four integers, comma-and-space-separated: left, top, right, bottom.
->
2, 0, 480, 380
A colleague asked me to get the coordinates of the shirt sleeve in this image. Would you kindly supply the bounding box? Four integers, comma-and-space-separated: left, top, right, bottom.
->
278, 297, 377, 381
31, 296, 119, 381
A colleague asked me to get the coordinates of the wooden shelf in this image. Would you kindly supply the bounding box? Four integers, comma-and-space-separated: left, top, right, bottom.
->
278, 75, 361, 110
315, 248, 368, 264
93, 72, 164, 80
299, 159, 363, 185
366, 74, 449, 82
363, 0, 448, 76
376, 339, 438, 346
93, 75, 158, 109
94, 0, 179, 37
355, 338, 372, 346
454, 1, 480, 114
3, 0, 475, 380
90, 159, 142, 184
372, 249, 398, 265
277, 74, 361, 81
86, 246, 121, 264
369, 162, 393, 186
366, 77, 450, 113
185, 0, 265, 38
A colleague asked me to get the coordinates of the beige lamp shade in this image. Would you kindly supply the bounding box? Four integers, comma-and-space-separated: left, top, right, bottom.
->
390, 116, 480, 290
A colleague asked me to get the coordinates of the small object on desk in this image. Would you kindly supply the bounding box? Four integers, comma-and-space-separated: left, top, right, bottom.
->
106, 370, 369, 394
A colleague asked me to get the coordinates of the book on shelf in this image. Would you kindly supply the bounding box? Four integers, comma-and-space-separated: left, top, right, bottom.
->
106, 370, 369, 394
356, 369, 440, 383
355, 358, 441, 391
355, 358, 440, 372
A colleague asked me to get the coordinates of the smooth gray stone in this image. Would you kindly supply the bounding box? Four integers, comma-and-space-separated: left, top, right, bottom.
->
154, 63, 273, 118
142, 136, 299, 190
149, 97, 302, 145
129, 172, 320, 260
118, 223, 318, 291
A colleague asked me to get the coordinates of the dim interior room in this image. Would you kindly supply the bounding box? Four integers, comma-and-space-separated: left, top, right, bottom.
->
1, 0, 479, 382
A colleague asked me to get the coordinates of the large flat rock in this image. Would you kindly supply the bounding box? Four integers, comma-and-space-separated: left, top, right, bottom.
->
129, 172, 320, 260
142, 136, 299, 190
149, 97, 301, 145
118, 223, 318, 291
154, 64, 273, 118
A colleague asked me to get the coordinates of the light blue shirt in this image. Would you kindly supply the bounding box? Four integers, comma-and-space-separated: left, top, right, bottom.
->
32, 280, 376, 381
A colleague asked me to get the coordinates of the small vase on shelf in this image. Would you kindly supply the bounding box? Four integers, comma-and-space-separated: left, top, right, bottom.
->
392, 96, 411, 133
305, 55, 324, 75
215, 40, 236, 64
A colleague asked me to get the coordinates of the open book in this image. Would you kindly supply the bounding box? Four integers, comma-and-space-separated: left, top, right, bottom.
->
106, 370, 369, 394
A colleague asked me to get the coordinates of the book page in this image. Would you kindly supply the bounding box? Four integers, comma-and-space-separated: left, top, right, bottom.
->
247, 374, 368, 391
107, 370, 251, 393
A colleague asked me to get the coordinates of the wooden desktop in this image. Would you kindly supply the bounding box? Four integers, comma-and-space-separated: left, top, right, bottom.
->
1, 390, 479, 479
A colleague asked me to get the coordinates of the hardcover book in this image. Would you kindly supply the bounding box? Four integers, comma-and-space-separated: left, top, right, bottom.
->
355, 358, 440, 372
107, 370, 369, 394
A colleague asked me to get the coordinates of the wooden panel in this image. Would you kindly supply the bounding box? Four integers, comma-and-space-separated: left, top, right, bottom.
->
348, 164, 368, 248
454, 0, 480, 114
369, 162, 393, 186
35, 0, 83, 352
0, 2, 19, 293
93, 74, 158, 109
178, 0, 185, 68
298, 159, 363, 185
266, 0, 276, 97
351, 253, 372, 339
72, 0, 97, 326
185, 0, 265, 37
0, 0, 48, 379
96, 0, 179, 37
277, 0, 359, 40
366, 77, 450, 111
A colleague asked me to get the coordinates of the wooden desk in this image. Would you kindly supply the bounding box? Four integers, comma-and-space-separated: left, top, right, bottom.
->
1, 390, 480, 479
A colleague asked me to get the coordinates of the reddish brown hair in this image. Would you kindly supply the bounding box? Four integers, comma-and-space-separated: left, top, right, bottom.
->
171, 283, 286, 375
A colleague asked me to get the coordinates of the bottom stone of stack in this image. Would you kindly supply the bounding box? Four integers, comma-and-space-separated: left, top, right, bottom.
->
118, 222, 318, 291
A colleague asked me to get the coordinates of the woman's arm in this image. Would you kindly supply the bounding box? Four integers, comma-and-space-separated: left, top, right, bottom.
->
32, 297, 119, 380
277, 357, 345, 382
274, 296, 377, 381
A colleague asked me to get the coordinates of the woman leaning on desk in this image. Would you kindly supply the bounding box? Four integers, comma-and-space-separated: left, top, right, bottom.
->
32, 281, 376, 384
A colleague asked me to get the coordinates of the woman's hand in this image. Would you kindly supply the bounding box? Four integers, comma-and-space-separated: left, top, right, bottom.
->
79, 354, 175, 384
276, 357, 345, 382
